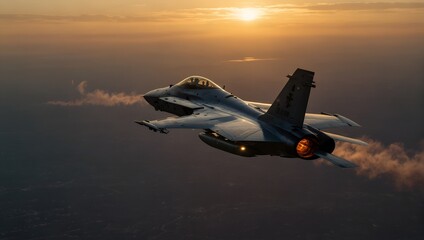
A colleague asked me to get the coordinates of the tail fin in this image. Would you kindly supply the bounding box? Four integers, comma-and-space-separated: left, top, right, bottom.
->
266, 68, 315, 127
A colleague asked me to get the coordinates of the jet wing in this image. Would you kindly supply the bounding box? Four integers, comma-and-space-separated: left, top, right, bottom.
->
136, 111, 231, 133
136, 109, 279, 142
245, 101, 270, 112
245, 102, 361, 130
304, 113, 361, 130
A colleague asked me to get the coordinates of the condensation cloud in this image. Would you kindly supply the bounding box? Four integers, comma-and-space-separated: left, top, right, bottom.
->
48, 81, 144, 106
332, 138, 424, 189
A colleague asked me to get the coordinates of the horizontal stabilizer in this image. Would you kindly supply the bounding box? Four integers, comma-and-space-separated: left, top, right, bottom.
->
332, 114, 361, 127
315, 150, 357, 168
323, 132, 368, 146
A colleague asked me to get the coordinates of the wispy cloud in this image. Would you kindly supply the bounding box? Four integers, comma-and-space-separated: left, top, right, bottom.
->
2, 2, 423, 23
47, 81, 144, 107
330, 138, 424, 189
305, 2, 424, 11
225, 56, 278, 63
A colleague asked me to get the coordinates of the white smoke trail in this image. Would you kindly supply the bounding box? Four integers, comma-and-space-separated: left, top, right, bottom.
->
48, 81, 144, 106
332, 138, 424, 189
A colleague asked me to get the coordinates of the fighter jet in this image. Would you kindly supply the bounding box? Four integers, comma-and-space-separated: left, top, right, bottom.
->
137, 68, 367, 168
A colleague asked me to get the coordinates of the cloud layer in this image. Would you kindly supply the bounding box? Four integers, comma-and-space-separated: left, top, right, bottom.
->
2, 2, 423, 23
48, 81, 144, 106
332, 138, 424, 189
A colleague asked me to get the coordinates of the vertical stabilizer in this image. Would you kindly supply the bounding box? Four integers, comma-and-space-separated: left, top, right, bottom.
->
266, 68, 315, 127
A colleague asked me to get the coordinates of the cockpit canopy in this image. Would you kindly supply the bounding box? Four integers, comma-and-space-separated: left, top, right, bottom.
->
176, 76, 220, 89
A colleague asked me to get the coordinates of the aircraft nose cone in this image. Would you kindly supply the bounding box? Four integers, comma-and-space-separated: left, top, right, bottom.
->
143, 90, 157, 105
143, 90, 154, 100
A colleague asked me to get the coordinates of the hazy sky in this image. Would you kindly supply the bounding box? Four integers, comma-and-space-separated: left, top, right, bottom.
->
1, 0, 410, 14
0, 1, 423, 239
1, 0, 424, 14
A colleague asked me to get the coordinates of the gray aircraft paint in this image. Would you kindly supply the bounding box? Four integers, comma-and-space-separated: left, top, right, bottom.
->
138, 69, 366, 168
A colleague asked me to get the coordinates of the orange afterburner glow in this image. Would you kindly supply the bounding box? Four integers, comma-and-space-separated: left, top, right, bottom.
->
296, 137, 317, 158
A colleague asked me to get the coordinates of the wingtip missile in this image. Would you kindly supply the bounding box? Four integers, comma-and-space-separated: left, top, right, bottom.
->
135, 120, 169, 134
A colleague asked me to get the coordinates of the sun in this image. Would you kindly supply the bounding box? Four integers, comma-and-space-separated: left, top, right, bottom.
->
235, 8, 262, 21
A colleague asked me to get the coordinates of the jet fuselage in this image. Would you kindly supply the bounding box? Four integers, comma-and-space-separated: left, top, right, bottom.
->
138, 70, 363, 168
143, 77, 328, 159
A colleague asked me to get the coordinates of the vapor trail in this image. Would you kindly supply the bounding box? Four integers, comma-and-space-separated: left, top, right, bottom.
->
48, 81, 144, 106
332, 138, 424, 189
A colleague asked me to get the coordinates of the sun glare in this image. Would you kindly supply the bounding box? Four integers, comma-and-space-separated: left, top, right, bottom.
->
235, 8, 262, 21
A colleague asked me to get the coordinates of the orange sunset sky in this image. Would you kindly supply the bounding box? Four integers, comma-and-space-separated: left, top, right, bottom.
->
1, 1, 424, 239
